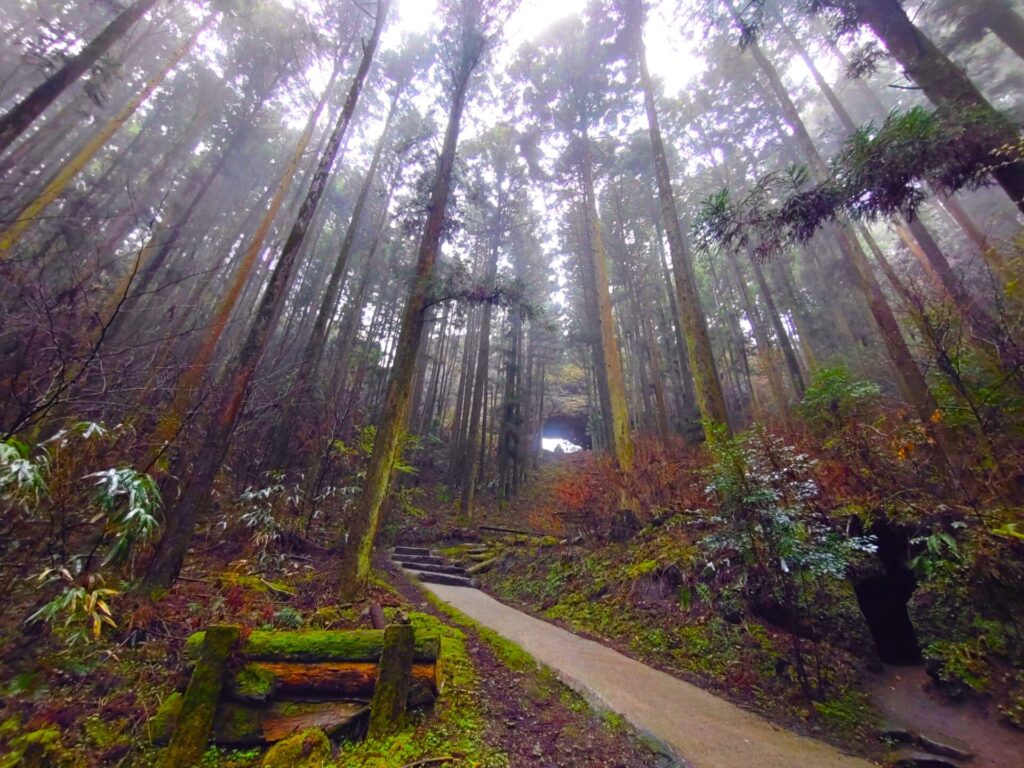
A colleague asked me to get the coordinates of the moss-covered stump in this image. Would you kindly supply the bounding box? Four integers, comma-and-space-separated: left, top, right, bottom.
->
184, 628, 439, 663
367, 624, 415, 739
261, 727, 332, 768
163, 624, 239, 767
146, 692, 184, 745
227, 660, 438, 704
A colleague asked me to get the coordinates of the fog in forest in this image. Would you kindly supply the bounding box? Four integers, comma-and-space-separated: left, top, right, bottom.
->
2, 1, 1024, 766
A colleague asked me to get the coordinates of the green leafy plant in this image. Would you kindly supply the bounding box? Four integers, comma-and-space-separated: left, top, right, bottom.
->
87, 467, 161, 566
26, 570, 118, 644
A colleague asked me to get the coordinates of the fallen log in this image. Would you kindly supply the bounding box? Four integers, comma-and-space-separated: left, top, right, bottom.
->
466, 558, 498, 575
185, 628, 439, 664
212, 699, 368, 745
227, 660, 438, 704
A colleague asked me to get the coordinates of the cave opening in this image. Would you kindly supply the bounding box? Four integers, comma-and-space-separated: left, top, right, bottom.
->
853, 522, 923, 665
541, 414, 590, 452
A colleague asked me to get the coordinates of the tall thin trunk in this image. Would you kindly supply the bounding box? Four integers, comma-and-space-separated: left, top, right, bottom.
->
0, 12, 216, 255
581, 144, 634, 469
268, 94, 399, 468
634, 7, 730, 434
138, 2, 387, 592
145, 60, 343, 454
339, 8, 481, 594
851, 0, 1024, 212
0, 0, 161, 155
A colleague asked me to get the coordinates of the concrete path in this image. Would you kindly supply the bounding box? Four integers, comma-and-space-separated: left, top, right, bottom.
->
424, 583, 877, 768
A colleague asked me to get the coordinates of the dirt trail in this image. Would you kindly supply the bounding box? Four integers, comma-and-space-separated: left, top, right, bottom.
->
424, 582, 877, 768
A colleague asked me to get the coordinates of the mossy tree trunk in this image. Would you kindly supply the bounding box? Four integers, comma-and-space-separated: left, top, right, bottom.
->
138, 3, 388, 593
630, 0, 730, 436
338, 1, 490, 596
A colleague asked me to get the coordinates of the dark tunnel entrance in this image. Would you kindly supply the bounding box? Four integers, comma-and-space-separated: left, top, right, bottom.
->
853, 523, 922, 665
541, 414, 591, 452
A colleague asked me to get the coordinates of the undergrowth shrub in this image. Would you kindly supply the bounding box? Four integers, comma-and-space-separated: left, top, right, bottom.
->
0, 422, 160, 644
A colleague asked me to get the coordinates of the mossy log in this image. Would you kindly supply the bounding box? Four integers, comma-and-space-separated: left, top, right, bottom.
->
467, 557, 498, 575
367, 624, 415, 739
213, 700, 367, 745
163, 624, 239, 767
227, 660, 438, 704
185, 628, 439, 663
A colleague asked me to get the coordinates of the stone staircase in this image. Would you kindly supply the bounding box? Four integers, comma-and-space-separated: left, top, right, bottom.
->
391, 546, 480, 588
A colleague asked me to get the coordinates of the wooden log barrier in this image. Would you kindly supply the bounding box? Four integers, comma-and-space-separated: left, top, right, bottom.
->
158, 625, 442, 751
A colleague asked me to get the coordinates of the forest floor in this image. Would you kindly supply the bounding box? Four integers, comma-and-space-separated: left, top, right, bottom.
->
0, 530, 663, 767
413, 452, 1024, 768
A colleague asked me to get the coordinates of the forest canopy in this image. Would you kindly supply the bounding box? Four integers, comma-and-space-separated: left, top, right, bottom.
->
2, 0, 1024, 765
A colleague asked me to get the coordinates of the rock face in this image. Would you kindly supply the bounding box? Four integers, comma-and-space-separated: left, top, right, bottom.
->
261, 727, 332, 768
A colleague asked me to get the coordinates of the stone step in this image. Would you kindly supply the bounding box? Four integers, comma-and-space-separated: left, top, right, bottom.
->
392, 554, 449, 567
397, 561, 468, 577
408, 569, 479, 588
394, 546, 432, 556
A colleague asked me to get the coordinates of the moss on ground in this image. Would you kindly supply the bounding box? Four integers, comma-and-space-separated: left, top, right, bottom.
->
334, 612, 508, 768
480, 536, 880, 745
261, 728, 330, 767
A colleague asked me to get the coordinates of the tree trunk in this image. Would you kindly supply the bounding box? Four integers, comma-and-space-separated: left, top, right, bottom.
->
338, 23, 476, 595
268, 94, 399, 469
635, 15, 730, 435
0, 12, 215, 256
0, 0, 161, 156
581, 144, 634, 469
851, 0, 1024, 213
138, 4, 387, 593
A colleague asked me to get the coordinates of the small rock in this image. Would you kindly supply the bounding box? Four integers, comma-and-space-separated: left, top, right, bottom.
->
262, 728, 332, 768
879, 723, 916, 744
888, 748, 961, 768
917, 733, 973, 761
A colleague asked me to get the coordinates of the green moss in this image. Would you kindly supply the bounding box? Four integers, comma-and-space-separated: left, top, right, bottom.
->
924, 638, 994, 692
0, 724, 67, 768
272, 607, 303, 629
185, 629, 439, 663
197, 745, 262, 767
307, 605, 361, 629
147, 692, 184, 745
212, 702, 263, 745
368, 625, 416, 738
164, 624, 240, 767
231, 663, 277, 702
336, 612, 507, 768
213, 573, 295, 597
601, 710, 627, 731
261, 728, 330, 767
812, 690, 880, 739
1000, 675, 1024, 730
